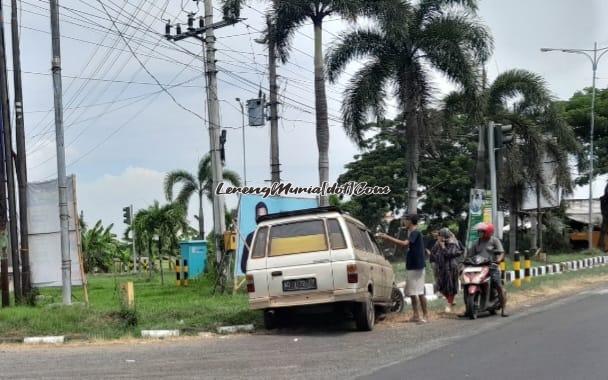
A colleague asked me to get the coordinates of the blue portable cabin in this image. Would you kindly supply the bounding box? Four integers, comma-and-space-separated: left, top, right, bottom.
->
179, 240, 208, 279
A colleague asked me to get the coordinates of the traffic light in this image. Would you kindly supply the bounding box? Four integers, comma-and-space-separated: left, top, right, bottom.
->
494, 124, 513, 149
123, 206, 131, 225
219, 130, 227, 164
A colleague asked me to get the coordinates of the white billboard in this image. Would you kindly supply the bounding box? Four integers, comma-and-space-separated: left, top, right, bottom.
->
27, 176, 83, 287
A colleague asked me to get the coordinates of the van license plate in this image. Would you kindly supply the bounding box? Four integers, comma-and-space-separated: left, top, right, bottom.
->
282, 278, 317, 292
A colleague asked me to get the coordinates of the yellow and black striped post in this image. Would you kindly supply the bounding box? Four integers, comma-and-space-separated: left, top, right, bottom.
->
175, 259, 182, 286
524, 250, 532, 283
513, 251, 521, 288
182, 259, 189, 286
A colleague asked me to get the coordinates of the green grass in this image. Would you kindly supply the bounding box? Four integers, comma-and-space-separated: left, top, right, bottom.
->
0, 274, 258, 340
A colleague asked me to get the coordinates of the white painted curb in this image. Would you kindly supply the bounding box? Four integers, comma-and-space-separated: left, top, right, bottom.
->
217, 324, 254, 334
23, 336, 64, 344
141, 330, 179, 338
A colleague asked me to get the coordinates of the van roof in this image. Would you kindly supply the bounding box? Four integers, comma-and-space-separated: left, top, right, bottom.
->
256, 206, 342, 223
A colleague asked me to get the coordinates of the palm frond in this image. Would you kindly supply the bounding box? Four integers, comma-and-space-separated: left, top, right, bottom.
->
418, 14, 492, 88
342, 58, 392, 146
222, 169, 242, 187
325, 28, 385, 83
272, 1, 314, 63
164, 170, 197, 202
487, 69, 552, 116
221, 0, 246, 21
418, 0, 480, 18
175, 181, 197, 208
197, 154, 212, 185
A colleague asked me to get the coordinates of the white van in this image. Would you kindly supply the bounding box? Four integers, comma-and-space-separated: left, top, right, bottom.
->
245, 206, 403, 331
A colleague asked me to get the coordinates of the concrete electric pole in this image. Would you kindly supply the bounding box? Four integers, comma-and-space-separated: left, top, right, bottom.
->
49, 0, 72, 305
165, 4, 240, 264
11, 0, 31, 300
0, 0, 21, 302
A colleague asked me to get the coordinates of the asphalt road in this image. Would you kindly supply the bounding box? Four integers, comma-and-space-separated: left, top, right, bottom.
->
1, 286, 607, 380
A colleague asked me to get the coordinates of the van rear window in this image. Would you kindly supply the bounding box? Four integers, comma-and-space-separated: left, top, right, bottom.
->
269, 220, 328, 256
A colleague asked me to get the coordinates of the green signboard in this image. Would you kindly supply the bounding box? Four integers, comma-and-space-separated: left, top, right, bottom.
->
466, 189, 492, 247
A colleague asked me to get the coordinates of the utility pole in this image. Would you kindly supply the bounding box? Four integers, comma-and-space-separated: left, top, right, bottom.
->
11, 0, 30, 300
130, 205, 136, 273
49, 0, 72, 305
203, 1, 226, 264
267, 15, 280, 183
0, 104, 8, 307
0, 0, 20, 302
488, 121, 498, 237
235, 98, 247, 186
165, 6, 240, 264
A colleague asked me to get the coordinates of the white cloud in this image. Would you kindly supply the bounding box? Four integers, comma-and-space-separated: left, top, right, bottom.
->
77, 167, 167, 236
76, 166, 240, 238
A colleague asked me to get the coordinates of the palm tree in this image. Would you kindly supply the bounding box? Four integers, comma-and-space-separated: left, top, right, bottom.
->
444, 69, 580, 253
325, 0, 492, 213
164, 154, 241, 239
132, 201, 191, 279
270, 0, 366, 206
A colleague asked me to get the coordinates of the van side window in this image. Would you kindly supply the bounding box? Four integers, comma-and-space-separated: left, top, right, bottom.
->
346, 222, 366, 251
366, 231, 381, 256
360, 228, 374, 253
327, 219, 347, 250
251, 227, 269, 258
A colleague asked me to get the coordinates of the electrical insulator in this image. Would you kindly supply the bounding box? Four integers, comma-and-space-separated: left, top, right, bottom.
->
188, 13, 195, 31
219, 130, 227, 164
176, 23, 182, 35
199, 17, 204, 28
165, 23, 171, 39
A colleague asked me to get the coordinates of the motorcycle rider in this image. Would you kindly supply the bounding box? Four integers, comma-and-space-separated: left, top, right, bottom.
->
470, 222, 508, 317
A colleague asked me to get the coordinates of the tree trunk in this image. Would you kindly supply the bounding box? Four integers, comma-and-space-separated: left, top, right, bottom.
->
475, 125, 487, 189
198, 191, 205, 240
148, 239, 152, 279
509, 193, 517, 255
313, 20, 330, 206
530, 184, 540, 251
158, 237, 164, 286
536, 185, 542, 252
404, 91, 420, 214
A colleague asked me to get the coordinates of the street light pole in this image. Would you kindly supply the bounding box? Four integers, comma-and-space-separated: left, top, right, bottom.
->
541, 42, 608, 250
236, 98, 247, 186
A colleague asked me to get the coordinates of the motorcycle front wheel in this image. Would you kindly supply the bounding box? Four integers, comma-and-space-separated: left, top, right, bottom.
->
465, 292, 479, 320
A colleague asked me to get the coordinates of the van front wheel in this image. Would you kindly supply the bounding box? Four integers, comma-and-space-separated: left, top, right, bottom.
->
354, 295, 375, 331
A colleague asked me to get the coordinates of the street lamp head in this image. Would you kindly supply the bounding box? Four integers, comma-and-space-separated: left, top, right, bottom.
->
540, 48, 552, 52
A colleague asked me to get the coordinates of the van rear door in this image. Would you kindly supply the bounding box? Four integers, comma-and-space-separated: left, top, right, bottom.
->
265, 218, 334, 298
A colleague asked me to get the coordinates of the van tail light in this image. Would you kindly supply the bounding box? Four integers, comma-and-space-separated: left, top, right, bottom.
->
246, 274, 255, 293
347, 264, 358, 283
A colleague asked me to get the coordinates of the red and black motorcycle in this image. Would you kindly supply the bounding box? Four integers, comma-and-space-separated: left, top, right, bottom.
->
460, 255, 501, 319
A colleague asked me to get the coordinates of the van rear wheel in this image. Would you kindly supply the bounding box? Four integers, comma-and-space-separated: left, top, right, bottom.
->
263, 309, 278, 330
354, 295, 375, 331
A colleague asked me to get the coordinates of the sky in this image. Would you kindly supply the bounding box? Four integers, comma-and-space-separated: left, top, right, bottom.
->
8, 0, 608, 237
